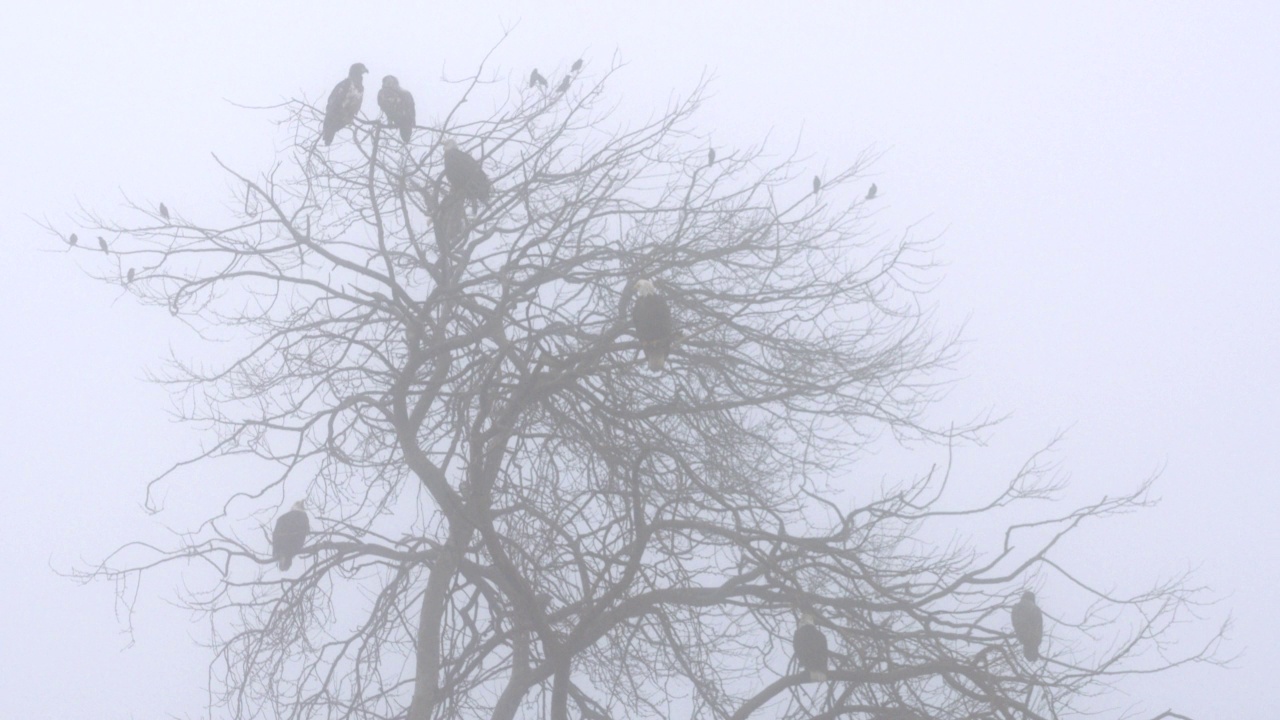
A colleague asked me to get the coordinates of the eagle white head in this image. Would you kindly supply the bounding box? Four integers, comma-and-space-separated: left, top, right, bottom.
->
442, 138, 460, 153
799, 612, 816, 626
291, 499, 307, 512
634, 278, 657, 296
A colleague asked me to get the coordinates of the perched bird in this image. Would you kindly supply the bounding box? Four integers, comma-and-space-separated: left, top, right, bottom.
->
793, 613, 830, 681
707, 148, 716, 166
442, 139, 492, 203
812, 176, 822, 195
322, 62, 369, 146
272, 500, 310, 571
529, 68, 548, 88
557, 74, 571, 94
159, 202, 169, 221
866, 183, 878, 200
68, 233, 78, 247
1011, 591, 1045, 661
126, 268, 135, 284
377, 75, 416, 143
632, 279, 673, 372
98, 236, 108, 254
571, 58, 583, 73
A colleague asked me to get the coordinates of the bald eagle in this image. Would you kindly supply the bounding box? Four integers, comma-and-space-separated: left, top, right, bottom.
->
159, 202, 169, 221
377, 75, 416, 143
530, 68, 548, 88
794, 614, 829, 681
322, 63, 368, 146
707, 148, 716, 166
126, 268, 135, 284
1011, 591, 1044, 661
272, 500, 310, 571
632, 279, 673, 372
68, 233, 78, 247
98, 236, 108, 254
557, 75, 571, 94
866, 183, 878, 200
442, 140, 491, 203
571, 58, 583, 73
812, 176, 822, 194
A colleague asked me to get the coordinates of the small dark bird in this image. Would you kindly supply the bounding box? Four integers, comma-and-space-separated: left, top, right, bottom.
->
632, 279, 673, 372
812, 176, 822, 195
322, 63, 369, 146
442, 139, 492, 203
529, 68, 548, 88
793, 613, 829, 681
272, 500, 310, 571
707, 148, 716, 166
571, 58, 583, 73
377, 75, 416, 143
557, 75, 571, 94
98, 236, 108, 254
126, 268, 135, 284
866, 183, 877, 200
68, 233, 78, 247
1011, 591, 1045, 661
159, 202, 169, 221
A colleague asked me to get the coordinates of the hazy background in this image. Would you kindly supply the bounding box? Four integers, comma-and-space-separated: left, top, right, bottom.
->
3, 2, 1275, 717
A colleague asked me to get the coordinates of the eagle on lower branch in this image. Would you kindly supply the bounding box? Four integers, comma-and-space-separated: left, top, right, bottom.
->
631, 279, 673, 372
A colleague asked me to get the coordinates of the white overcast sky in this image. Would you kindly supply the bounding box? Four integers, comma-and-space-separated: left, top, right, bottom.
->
2, 2, 1276, 718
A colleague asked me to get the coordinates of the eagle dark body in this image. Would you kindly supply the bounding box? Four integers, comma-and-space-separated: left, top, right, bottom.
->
273, 502, 310, 571
632, 280, 673, 372
1011, 591, 1044, 661
377, 76, 416, 143
793, 622, 829, 680
443, 142, 492, 203
322, 63, 368, 146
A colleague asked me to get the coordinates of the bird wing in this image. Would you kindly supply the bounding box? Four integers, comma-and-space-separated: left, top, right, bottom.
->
634, 295, 673, 343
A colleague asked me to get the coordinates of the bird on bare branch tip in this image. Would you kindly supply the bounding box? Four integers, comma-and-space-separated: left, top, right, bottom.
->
571, 58, 583, 73
322, 63, 368, 146
529, 68, 547, 88
866, 183, 878, 200
98, 236, 108, 254
159, 203, 169, 221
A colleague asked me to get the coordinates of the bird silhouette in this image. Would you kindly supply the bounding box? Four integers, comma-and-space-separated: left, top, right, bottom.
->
557, 75, 571, 93
68, 233, 78, 247
866, 183, 877, 200
159, 202, 169, 221
529, 68, 547, 88
126, 268, 135, 284
707, 148, 716, 166
571, 58, 583, 73
98, 237, 108, 254
812, 176, 822, 194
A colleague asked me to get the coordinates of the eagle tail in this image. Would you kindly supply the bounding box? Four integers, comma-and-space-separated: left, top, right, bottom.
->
1024, 646, 1038, 661
278, 556, 293, 571
809, 670, 827, 682
401, 127, 412, 143
645, 348, 667, 372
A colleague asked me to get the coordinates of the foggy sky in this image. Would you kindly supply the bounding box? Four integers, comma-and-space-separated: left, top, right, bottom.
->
2, 2, 1276, 717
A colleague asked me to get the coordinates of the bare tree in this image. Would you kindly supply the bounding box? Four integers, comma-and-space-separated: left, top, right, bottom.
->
58, 51, 1227, 720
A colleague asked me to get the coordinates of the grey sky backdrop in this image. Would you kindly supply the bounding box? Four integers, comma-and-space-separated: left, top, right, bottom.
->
2, 2, 1275, 717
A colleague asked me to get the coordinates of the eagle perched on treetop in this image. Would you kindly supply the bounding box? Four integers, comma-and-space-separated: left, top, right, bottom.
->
377, 75, 416, 143
322, 63, 368, 146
